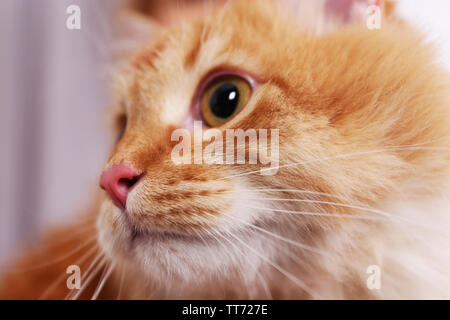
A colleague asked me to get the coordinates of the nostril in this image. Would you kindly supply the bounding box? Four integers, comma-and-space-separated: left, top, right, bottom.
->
99, 164, 143, 210
117, 176, 141, 196
119, 176, 139, 189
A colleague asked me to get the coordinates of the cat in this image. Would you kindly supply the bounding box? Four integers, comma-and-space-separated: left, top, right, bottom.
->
1, 0, 450, 299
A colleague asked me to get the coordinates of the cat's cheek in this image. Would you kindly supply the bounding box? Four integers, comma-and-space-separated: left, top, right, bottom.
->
121, 171, 262, 234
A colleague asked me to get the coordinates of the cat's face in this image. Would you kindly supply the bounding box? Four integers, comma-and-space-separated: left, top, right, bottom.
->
97, 1, 450, 297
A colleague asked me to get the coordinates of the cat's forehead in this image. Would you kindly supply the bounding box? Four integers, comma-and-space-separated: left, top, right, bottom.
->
131, 8, 271, 74
120, 5, 277, 126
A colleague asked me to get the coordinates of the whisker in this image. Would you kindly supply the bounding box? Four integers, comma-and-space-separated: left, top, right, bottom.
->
191, 227, 210, 248
116, 267, 125, 300
205, 211, 332, 258
247, 204, 386, 221
253, 198, 409, 218
68, 254, 106, 300
194, 191, 386, 221
91, 262, 115, 300
201, 227, 252, 298
39, 245, 99, 300
38, 224, 96, 250
225, 226, 320, 299
211, 213, 320, 272
241, 203, 445, 232
209, 226, 272, 299
217, 145, 450, 180
220, 188, 351, 202
4, 236, 97, 273
190, 211, 273, 299
194, 186, 434, 229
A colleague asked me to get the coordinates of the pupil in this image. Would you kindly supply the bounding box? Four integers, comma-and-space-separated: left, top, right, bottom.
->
209, 82, 239, 118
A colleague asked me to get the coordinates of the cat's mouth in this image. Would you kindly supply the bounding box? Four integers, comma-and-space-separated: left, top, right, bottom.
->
129, 227, 197, 242
119, 208, 201, 243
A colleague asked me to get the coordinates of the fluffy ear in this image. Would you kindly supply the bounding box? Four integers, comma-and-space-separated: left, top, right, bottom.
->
111, 10, 162, 67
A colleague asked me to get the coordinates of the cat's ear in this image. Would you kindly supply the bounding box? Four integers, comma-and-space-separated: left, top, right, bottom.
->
112, 10, 162, 66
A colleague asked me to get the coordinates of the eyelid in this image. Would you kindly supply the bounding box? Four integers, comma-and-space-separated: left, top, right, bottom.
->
197, 70, 256, 98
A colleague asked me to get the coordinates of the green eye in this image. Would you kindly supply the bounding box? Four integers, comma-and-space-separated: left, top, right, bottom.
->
200, 76, 252, 127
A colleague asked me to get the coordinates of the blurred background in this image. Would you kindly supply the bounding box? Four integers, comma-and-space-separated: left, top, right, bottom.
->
0, 0, 449, 266
0, 0, 121, 265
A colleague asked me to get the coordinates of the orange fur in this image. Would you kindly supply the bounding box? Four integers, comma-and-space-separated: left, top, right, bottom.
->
2, 0, 450, 299
0, 213, 110, 299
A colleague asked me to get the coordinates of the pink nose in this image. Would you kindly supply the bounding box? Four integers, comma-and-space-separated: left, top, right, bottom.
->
99, 164, 142, 210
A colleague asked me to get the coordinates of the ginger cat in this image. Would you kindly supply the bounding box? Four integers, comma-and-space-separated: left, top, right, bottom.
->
1, 0, 450, 299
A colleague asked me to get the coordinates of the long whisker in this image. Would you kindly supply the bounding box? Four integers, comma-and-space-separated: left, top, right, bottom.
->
68, 254, 107, 300
39, 245, 99, 300
191, 227, 211, 248
224, 226, 320, 299
116, 267, 125, 300
196, 186, 444, 230
205, 211, 332, 258
217, 145, 450, 180
174, 139, 447, 183
234, 195, 397, 219
91, 262, 115, 300
251, 197, 407, 217
4, 236, 97, 273
245, 204, 386, 221
211, 212, 322, 273
37, 224, 96, 251
201, 226, 252, 298
192, 189, 390, 221
208, 225, 272, 299
219, 188, 352, 202
240, 202, 446, 232
195, 191, 388, 221
190, 210, 273, 299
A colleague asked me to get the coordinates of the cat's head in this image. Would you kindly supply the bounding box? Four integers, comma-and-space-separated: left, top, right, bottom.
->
97, 0, 450, 298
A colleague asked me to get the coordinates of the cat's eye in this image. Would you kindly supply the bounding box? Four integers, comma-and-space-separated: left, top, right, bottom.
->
200, 75, 252, 127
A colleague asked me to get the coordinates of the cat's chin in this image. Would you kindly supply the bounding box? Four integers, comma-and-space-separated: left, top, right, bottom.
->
97, 178, 265, 256
96, 197, 281, 294
97, 199, 228, 263
97, 200, 195, 253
